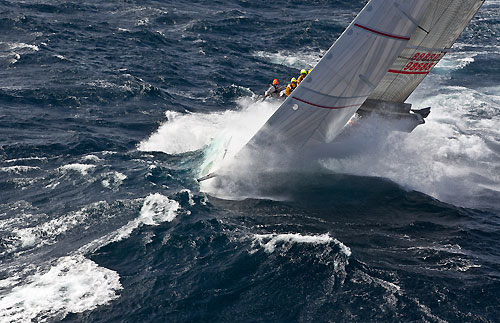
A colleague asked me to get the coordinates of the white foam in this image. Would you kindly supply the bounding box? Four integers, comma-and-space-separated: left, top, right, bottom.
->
351, 270, 403, 310
11, 178, 39, 190
45, 181, 60, 189
88, 79, 118, 89
140, 193, 179, 224
59, 163, 96, 176
82, 154, 102, 162
0, 166, 40, 174
0, 52, 20, 65
102, 172, 127, 189
138, 97, 279, 154
180, 189, 195, 206
322, 81, 499, 207
141, 43, 497, 207
250, 233, 351, 256
253, 50, 323, 70
409, 243, 481, 272
433, 50, 481, 73
75, 193, 183, 256
0, 42, 38, 65
412, 298, 447, 323
0, 255, 122, 322
109, 193, 180, 243
6, 42, 39, 52
1, 201, 111, 256
12, 228, 38, 249
136, 17, 150, 26
4, 157, 47, 163
0, 211, 42, 257
9, 56, 19, 64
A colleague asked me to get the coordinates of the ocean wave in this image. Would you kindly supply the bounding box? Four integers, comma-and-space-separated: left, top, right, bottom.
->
101, 171, 127, 190
106, 193, 180, 243
0, 255, 122, 322
3, 42, 39, 52
0, 201, 108, 256
434, 51, 480, 73
253, 49, 323, 70
138, 97, 279, 155
0, 166, 40, 174
58, 163, 96, 176
81, 154, 102, 163
3, 157, 48, 163
249, 232, 351, 256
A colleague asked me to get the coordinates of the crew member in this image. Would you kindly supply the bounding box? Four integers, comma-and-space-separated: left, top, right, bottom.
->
297, 69, 308, 84
264, 79, 281, 98
285, 77, 298, 96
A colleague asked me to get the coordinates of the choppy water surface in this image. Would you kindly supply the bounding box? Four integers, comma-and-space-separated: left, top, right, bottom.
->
0, 0, 499, 322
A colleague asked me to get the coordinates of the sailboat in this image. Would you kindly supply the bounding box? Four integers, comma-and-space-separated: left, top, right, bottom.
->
198, 0, 485, 182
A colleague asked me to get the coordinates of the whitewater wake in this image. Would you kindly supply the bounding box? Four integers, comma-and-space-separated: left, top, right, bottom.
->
139, 48, 499, 209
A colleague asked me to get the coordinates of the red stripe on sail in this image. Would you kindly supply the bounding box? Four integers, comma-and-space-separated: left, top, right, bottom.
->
388, 69, 430, 75
354, 23, 411, 41
292, 97, 360, 110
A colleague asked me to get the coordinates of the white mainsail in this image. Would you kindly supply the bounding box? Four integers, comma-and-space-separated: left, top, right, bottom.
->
198, 0, 486, 181
237, 0, 429, 155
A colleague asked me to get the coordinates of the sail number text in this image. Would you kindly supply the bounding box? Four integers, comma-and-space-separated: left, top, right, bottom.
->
403, 52, 445, 72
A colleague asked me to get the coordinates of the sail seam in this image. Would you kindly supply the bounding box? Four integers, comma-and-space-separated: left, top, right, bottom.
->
353, 23, 410, 40
292, 97, 361, 110
406, 44, 451, 51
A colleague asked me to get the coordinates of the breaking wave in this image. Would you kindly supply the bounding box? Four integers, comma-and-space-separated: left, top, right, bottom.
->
0, 255, 122, 322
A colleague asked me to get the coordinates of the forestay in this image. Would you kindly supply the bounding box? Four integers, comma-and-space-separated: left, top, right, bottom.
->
241, 0, 429, 155
367, 0, 486, 103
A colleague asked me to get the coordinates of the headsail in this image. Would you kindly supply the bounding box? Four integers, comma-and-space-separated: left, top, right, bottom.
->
365, 0, 485, 103
241, 0, 429, 153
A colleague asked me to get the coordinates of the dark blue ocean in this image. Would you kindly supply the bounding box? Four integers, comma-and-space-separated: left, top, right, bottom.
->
1, 0, 499, 322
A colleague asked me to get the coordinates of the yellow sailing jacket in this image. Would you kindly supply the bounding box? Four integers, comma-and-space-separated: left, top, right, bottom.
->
285, 83, 297, 96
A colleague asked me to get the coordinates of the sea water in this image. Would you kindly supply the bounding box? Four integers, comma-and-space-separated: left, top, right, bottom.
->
0, 0, 499, 321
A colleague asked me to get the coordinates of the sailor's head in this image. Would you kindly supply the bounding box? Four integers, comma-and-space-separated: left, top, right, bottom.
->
301, 69, 308, 76
291, 77, 297, 84
273, 79, 279, 86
